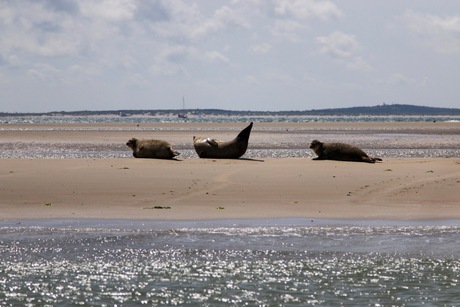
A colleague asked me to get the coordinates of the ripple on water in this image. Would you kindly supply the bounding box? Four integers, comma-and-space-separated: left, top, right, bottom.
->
1, 225, 460, 305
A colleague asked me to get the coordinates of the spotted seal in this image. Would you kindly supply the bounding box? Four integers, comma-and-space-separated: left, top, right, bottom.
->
193, 122, 253, 159
309, 139, 382, 163
126, 138, 180, 159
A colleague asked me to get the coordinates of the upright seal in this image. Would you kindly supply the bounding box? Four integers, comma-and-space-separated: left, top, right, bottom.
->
309, 139, 382, 163
126, 138, 180, 159
193, 122, 253, 159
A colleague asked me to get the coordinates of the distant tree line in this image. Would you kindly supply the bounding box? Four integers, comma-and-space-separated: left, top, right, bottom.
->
2, 104, 460, 117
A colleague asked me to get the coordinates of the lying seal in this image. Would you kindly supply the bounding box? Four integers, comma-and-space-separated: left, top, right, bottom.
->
193, 122, 253, 159
126, 138, 180, 159
309, 139, 382, 163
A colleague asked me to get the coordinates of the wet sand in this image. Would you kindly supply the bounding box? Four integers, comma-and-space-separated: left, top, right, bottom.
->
2, 121, 460, 159
1, 121, 459, 221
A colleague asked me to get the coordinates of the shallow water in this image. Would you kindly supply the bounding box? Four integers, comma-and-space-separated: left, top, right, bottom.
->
1, 118, 460, 159
1, 219, 460, 305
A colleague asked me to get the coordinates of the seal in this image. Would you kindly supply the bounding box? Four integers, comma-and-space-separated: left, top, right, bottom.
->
126, 138, 180, 159
309, 139, 382, 163
193, 122, 253, 159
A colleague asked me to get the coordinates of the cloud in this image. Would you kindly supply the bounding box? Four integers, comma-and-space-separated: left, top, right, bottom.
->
136, 0, 170, 22
251, 43, 272, 54
316, 31, 359, 58
158, 45, 191, 63
346, 57, 372, 72
80, 0, 137, 22
0, 1, 82, 57
404, 11, 460, 54
204, 51, 230, 64
316, 31, 371, 71
27, 63, 66, 85
388, 73, 427, 87
150, 45, 192, 76
42, 0, 79, 15
123, 73, 151, 89
271, 20, 307, 42
150, 44, 231, 77
274, 0, 342, 20
188, 5, 250, 39
68, 64, 101, 79
148, 3, 250, 42
150, 61, 184, 77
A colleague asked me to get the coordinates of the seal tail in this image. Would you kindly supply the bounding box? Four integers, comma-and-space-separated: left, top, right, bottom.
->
236, 122, 253, 141
371, 157, 382, 163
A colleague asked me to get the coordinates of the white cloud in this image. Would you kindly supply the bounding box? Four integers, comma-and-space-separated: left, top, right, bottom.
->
27, 63, 66, 85
388, 73, 427, 87
204, 51, 230, 64
68, 64, 101, 79
243, 74, 260, 85
271, 19, 307, 42
80, 0, 137, 22
0, 1, 82, 58
316, 31, 371, 71
0, 3, 15, 24
188, 5, 250, 39
346, 57, 372, 72
404, 11, 460, 54
0, 54, 21, 67
251, 43, 272, 54
150, 44, 192, 77
316, 31, 359, 58
274, 0, 342, 20
158, 45, 191, 63
150, 61, 184, 77
123, 73, 151, 89
231, 0, 264, 6
150, 45, 231, 77
149, 3, 250, 42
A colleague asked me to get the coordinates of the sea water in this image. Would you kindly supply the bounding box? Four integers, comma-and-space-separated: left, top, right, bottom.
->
1, 114, 460, 124
1, 219, 460, 306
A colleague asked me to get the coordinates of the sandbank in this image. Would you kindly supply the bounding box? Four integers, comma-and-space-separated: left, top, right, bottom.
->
1, 157, 459, 221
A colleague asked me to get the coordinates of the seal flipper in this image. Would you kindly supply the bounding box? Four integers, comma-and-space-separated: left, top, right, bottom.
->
206, 138, 219, 147
169, 147, 180, 157
235, 122, 253, 142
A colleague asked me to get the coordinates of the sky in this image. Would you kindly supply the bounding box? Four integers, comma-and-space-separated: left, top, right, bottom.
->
1, 0, 460, 113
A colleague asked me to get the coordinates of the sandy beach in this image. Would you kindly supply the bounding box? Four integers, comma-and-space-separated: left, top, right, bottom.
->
1, 121, 459, 221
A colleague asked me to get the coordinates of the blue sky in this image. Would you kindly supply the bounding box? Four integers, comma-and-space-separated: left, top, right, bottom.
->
1, 0, 459, 112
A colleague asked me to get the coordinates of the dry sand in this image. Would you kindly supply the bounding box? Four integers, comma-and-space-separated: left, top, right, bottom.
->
1, 157, 459, 221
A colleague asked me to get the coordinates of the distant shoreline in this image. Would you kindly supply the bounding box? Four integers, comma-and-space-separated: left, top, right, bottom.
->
2, 103, 460, 117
